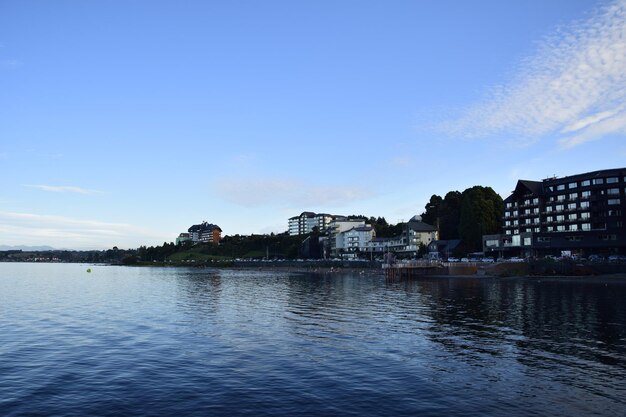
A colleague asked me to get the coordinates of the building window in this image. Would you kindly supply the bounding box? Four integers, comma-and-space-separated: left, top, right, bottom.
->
546, 206, 553, 213
533, 198, 539, 204
608, 199, 620, 205
581, 223, 591, 231
556, 215, 565, 222
581, 180, 591, 186
546, 186, 554, 192
557, 184, 565, 190
580, 212, 590, 219
608, 210, 621, 216
533, 217, 540, 224
506, 202, 512, 208
524, 209, 531, 215
568, 203, 577, 210
580, 201, 590, 209
557, 225, 566, 232
569, 193, 578, 200
581, 190, 591, 198
593, 178, 604, 185
523, 237, 531, 246
569, 182, 577, 189
568, 214, 577, 220
557, 195, 566, 201
556, 205, 564, 212
606, 177, 618, 184
607, 188, 620, 195
537, 237, 551, 242
534, 227, 540, 233
533, 208, 540, 214
569, 224, 578, 231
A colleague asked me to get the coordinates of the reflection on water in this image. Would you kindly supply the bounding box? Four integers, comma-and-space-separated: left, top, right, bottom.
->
1, 264, 625, 416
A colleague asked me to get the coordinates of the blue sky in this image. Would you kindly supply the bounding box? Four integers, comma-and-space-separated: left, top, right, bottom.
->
1, 0, 625, 249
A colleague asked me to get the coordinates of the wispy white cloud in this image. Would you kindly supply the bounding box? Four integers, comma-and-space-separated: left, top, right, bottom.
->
0, 59, 21, 69
23, 184, 104, 195
213, 178, 374, 208
439, 0, 626, 148
0, 211, 165, 249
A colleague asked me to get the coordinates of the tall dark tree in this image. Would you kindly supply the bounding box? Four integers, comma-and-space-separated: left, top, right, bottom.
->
458, 186, 503, 251
421, 195, 443, 226
421, 192, 462, 240
439, 191, 462, 240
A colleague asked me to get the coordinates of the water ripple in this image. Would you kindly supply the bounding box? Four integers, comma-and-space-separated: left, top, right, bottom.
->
0, 264, 625, 416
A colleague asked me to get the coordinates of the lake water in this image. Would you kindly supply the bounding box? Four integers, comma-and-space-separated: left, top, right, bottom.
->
1, 263, 625, 416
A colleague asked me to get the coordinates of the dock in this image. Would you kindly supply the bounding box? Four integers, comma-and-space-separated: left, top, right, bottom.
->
383, 260, 479, 279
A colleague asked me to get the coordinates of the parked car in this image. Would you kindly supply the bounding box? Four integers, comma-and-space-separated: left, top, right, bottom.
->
447, 257, 459, 262
608, 255, 626, 262
460, 257, 469, 263
508, 257, 525, 263
482, 257, 495, 263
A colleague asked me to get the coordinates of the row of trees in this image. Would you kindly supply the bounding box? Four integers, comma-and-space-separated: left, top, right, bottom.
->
127, 185, 503, 263
421, 186, 503, 253
341, 215, 410, 238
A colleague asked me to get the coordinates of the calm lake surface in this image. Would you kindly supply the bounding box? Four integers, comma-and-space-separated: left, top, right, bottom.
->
1, 263, 625, 417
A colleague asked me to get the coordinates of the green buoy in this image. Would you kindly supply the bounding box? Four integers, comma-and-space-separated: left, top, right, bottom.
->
86, 268, 92, 273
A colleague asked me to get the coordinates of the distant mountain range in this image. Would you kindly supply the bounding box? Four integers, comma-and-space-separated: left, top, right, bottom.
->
0, 245, 56, 251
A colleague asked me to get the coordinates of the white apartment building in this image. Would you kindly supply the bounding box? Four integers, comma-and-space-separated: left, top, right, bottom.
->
339, 225, 376, 253
288, 212, 335, 236
327, 218, 367, 256
366, 217, 438, 256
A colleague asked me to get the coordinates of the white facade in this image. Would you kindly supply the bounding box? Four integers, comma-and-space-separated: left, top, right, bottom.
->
328, 219, 367, 255
340, 226, 376, 252
288, 212, 334, 236
365, 219, 438, 255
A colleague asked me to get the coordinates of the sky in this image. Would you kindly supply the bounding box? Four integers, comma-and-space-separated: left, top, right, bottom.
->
1, 0, 626, 250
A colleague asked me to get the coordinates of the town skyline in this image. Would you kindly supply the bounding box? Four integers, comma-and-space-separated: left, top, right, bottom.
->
2, 0, 625, 249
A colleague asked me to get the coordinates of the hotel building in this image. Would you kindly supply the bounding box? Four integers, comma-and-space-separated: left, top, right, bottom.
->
483, 168, 626, 257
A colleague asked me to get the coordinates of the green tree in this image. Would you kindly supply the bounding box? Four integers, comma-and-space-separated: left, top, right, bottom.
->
458, 186, 503, 251
421, 191, 462, 240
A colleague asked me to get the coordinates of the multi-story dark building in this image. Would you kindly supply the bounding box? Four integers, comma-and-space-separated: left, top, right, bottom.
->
188, 222, 222, 245
483, 168, 626, 258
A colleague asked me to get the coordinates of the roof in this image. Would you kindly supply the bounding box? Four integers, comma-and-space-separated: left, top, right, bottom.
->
407, 220, 437, 232
188, 222, 221, 233
541, 167, 625, 184
344, 226, 374, 233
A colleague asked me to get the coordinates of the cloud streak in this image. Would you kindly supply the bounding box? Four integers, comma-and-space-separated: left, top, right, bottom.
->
0, 211, 165, 249
23, 184, 104, 195
214, 178, 374, 208
439, 0, 626, 148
